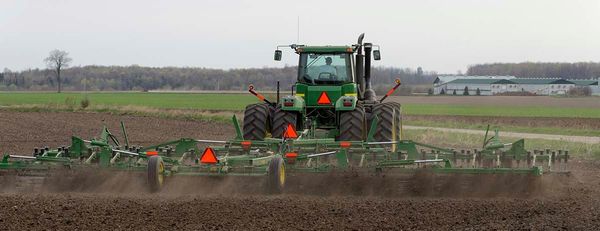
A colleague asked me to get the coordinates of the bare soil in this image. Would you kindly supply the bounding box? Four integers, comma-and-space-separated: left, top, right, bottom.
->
1, 110, 600, 230
0, 110, 233, 154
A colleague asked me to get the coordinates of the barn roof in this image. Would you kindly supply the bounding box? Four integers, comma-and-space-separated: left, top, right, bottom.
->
433, 75, 516, 84
511, 79, 574, 84
437, 77, 595, 85
570, 80, 599, 86
446, 79, 515, 84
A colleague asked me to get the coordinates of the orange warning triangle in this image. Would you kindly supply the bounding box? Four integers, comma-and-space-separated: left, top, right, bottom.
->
200, 147, 218, 164
284, 123, 298, 139
317, 92, 331, 105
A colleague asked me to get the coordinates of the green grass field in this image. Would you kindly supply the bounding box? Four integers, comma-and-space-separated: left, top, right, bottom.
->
404, 119, 600, 137
1, 92, 599, 118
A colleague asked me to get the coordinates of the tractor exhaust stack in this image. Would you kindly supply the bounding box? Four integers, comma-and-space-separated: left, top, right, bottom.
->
363, 42, 376, 101
355, 33, 365, 99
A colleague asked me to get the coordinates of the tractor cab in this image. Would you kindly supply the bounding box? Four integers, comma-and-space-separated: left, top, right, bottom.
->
292, 46, 358, 110
296, 46, 355, 86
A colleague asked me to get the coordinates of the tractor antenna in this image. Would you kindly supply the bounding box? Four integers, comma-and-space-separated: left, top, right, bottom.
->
297, 16, 300, 44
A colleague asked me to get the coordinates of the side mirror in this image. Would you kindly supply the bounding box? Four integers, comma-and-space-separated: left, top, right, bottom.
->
274, 50, 282, 61
373, 50, 381, 60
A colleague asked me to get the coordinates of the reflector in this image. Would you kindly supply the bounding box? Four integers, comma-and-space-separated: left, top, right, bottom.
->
285, 152, 298, 158
200, 147, 218, 164
284, 123, 298, 139
340, 141, 351, 148
241, 141, 251, 150
317, 92, 331, 105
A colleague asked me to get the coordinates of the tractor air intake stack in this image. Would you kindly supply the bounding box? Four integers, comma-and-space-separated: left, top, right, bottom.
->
363, 43, 376, 101
355, 33, 365, 99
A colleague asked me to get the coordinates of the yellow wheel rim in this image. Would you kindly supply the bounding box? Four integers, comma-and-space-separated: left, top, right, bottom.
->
279, 163, 285, 187
391, 108, 397, 152
158, 161, 164, 186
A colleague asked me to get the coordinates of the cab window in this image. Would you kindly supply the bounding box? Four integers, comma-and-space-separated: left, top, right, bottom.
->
298, 53, 353, 85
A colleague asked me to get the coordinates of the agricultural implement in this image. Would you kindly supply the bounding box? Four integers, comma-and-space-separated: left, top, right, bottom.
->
0, 116, 569, 194
0, 34, 570, 194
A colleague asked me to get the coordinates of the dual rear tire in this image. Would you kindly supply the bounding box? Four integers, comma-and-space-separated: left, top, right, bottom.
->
241, 102, 402, 142
271, 108, 298, 139
338, 106, 366, 141
372, 102, 402, 142
242, 103, 271, 140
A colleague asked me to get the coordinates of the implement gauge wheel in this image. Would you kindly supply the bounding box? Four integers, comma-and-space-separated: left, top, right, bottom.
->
267, 156, 286, 193
243, 103, 271, 140
148, 155, 165, 192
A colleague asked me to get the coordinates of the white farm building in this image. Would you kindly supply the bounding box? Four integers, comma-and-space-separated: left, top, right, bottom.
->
433, 75, 599, 96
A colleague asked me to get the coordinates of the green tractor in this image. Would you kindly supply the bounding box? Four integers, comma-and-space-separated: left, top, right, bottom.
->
243, 33, 402, 143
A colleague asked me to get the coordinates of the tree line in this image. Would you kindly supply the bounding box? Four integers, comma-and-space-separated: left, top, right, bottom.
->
0, 65, 436, 93
467, 62, 600, 79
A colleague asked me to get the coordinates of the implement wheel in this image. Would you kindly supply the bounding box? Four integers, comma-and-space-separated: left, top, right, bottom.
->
372, 102, 402, 143
148, 155, 165, 192
267, 156, 286, 193
243, 103, 270, 140
338, 106, 366, 141
271, 108, 298, 138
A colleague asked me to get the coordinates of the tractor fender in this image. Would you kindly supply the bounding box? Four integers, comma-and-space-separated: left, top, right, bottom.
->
335, 96, 357, 111
280, 95, 304, 112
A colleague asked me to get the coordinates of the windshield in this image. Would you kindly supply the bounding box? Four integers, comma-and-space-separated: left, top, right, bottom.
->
298, 53, 353, 85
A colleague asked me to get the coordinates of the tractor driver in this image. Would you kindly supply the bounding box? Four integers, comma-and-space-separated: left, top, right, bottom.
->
318, 57, 337, 79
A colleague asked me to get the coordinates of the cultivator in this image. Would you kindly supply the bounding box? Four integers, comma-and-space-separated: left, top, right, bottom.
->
0, 116, 569, 194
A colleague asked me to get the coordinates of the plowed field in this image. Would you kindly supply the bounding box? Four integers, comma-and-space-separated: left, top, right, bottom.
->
1, 110, 599, 230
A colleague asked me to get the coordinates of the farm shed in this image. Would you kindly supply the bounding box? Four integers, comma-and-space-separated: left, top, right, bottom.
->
433, 75, 516, 94
432, 76, 599, 95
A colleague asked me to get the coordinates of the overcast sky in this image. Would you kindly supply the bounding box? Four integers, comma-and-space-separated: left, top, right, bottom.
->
1, 0, 599, 73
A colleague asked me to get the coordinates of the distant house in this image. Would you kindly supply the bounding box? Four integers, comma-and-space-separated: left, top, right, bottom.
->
432, 76, 599, 96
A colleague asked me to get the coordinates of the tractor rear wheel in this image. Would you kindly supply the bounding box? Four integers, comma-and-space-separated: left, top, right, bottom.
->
147, 155, 165, 192
242, 103, 270, 140
338, 106, 366, 141
271, 108, 298, 139
267, 156, 286, 193
372, 102, 402, 142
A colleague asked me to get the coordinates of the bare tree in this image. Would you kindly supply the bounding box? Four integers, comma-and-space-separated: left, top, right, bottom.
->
44, 49, 72, 93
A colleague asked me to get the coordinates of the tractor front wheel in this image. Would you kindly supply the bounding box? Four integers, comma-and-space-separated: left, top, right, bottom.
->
242, 103, 270, 140
338, 106, 366, 141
